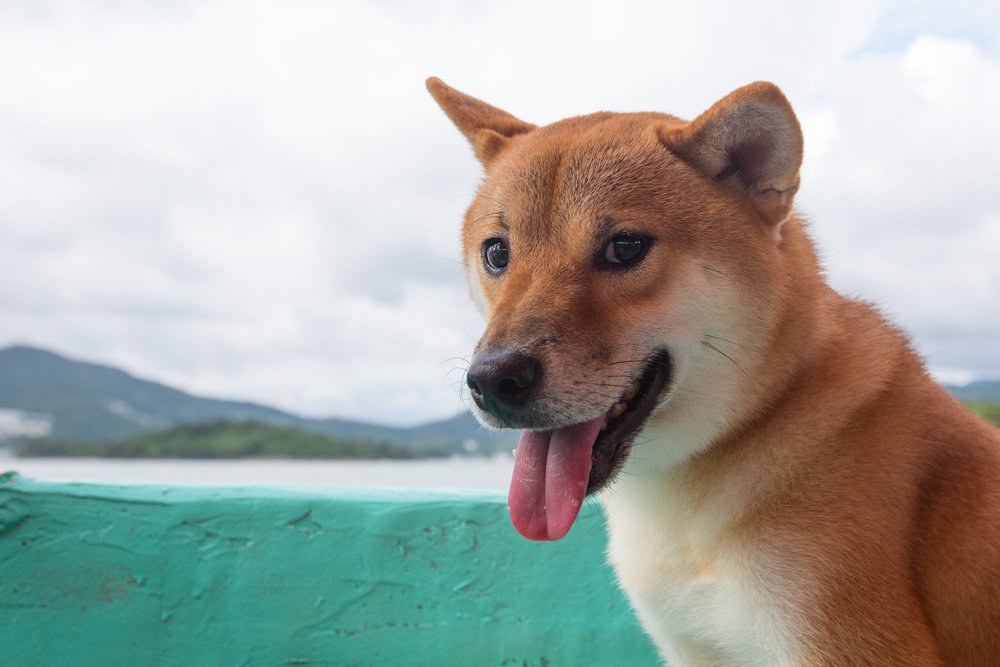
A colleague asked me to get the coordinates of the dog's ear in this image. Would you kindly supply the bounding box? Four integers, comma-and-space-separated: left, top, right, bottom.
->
426, 77, 536, 167
659, 82, 803, 229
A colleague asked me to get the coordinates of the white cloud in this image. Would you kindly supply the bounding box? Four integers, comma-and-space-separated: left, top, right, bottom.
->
799, 33, 1000, 377
0, 0, 997, 425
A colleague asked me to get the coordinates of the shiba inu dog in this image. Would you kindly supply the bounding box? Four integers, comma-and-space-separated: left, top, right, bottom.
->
427, 77, 1000, 666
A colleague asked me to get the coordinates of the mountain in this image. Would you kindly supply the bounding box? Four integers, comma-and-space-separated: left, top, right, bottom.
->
0, 345, 307, 441
0, 345, 517, 455
947, 380, 1000, 402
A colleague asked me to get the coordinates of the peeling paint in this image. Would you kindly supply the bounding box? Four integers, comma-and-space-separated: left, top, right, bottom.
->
286, 508, 324, 537
0, 495, 30, 536
0, 473, 658, 666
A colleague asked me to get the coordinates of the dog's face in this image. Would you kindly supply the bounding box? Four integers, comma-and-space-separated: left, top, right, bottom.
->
428, 78, 804, 540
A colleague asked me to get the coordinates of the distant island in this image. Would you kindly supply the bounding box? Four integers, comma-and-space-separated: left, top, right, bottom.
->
0, 344, 997, 459
19, 420, 418, 459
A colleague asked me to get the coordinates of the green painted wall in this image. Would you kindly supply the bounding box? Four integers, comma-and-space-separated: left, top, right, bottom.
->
0, 472, 659, 666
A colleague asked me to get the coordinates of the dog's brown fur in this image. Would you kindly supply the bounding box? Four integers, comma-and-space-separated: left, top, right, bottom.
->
428, 77, 1000, 665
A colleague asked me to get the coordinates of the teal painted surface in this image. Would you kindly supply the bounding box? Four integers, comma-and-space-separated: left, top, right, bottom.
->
0, 472, 659, 666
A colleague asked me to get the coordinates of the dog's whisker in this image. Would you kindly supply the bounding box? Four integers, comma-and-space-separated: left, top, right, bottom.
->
605, 359, 648, 367
468, 207, 506, 227
654, 385, 680, 410
429, 356, 470, 372
700, 263, 732, 280
703, 334, 748, 351
417, 250, 471, 269
441, 363, 472, 390
701, 339, 751, 378
478, 194, 508, 210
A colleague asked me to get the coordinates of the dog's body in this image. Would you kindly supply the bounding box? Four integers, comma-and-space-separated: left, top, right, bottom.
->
428, 78, 1000, 666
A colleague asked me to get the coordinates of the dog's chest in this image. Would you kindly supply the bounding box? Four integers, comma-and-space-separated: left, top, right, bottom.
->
603, 481, 796, 667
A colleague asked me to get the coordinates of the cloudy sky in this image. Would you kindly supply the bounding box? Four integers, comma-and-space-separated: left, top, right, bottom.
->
0, 0, 997, 426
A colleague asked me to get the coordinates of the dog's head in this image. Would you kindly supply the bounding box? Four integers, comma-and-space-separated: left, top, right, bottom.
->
428, 78, 806, 540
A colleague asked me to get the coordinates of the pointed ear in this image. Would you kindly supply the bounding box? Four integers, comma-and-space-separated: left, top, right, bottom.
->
426, 77, 536, 167
659, 82, 803, 227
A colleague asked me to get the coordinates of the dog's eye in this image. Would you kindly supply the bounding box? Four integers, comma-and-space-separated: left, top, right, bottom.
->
483, 238, 509, 274
601, 234, 652, 267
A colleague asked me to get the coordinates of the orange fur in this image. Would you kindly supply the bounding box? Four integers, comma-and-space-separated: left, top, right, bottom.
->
428, 77, 1000, 666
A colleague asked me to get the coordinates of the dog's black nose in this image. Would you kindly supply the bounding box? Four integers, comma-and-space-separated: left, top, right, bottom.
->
466, 350, 540, 415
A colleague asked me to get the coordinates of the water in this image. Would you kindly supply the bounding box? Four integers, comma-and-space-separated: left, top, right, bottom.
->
0, 456, 515, 490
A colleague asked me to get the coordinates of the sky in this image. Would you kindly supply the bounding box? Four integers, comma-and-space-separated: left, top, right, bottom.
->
0, 0, 998, 426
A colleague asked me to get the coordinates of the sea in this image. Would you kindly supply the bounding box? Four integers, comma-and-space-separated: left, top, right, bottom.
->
0, 456, 515, 491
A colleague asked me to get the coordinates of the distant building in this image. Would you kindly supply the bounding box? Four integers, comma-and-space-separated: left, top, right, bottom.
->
0, 408, 53, 440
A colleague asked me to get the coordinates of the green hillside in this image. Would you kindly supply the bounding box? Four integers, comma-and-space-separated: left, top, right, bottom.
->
20, 420, 414, 459
969, 402, 1000, 428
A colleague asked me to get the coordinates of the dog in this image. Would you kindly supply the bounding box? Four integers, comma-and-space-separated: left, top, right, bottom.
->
427, 77, 1000, 666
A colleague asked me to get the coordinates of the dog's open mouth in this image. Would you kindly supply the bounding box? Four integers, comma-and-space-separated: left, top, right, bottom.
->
508, 349, 672, 541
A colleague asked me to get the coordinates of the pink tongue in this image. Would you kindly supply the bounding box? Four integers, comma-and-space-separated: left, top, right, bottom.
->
508, 416, 605, 541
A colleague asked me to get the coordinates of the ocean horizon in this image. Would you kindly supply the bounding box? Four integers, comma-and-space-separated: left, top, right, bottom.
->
1, 456, 515, 491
